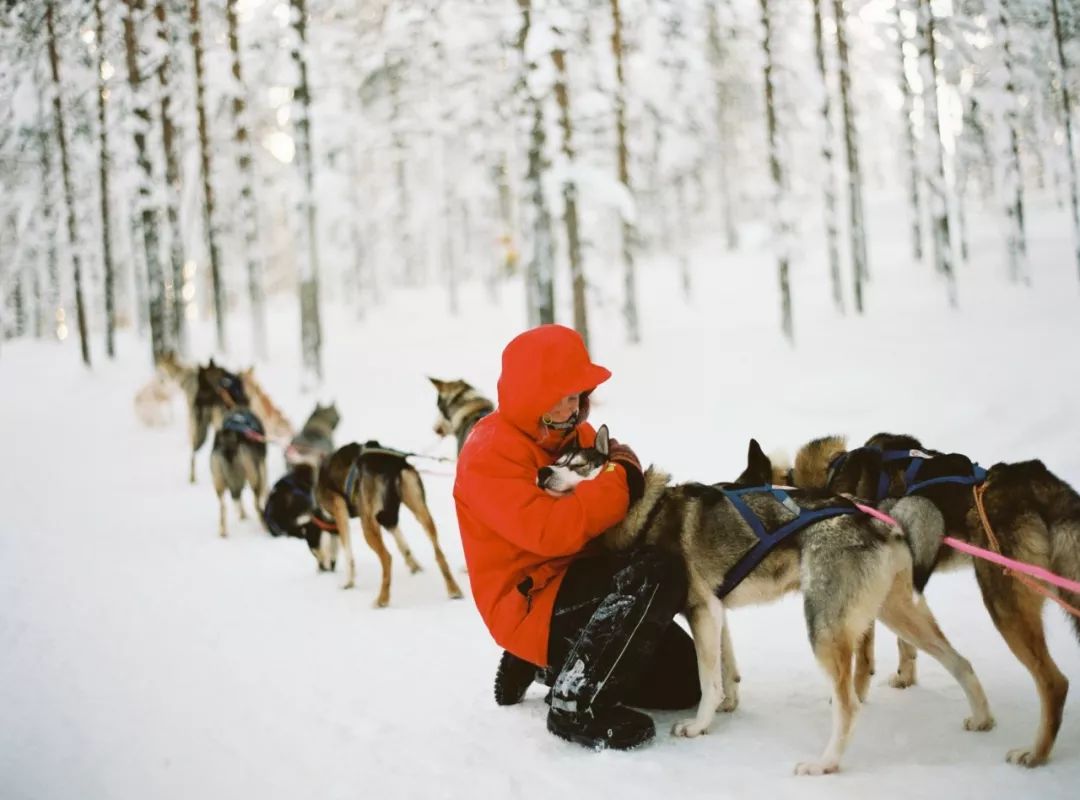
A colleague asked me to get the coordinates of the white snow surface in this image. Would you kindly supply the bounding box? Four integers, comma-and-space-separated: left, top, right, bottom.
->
3, 201, 1080, 799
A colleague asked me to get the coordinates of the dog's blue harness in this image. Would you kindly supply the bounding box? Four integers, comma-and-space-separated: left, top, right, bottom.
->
715, 486, 861, 599
842, 446, 989, 503
222, 408, 265, 441
878, 449, 987, 499
829, 448, 987, 502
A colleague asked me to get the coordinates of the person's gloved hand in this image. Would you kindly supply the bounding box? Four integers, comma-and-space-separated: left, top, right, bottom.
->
608, 437, 644, 505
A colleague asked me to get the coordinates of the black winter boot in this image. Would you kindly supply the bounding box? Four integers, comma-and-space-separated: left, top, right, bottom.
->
546, 704, 655, 751
494, 650, 543, 706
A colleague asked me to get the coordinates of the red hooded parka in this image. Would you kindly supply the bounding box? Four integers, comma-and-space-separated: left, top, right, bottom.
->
453, 325, 632, 667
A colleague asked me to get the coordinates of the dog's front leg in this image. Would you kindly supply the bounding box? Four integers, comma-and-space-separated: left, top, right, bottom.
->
672, 592, 724, 738
327, 495, 356, 590
718, 600, 739, 712
217, 492, 228, 537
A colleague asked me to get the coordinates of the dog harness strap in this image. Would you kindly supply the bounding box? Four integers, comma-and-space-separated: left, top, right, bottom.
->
825, 451, 848, 486
222, 409, 265, 441
771, 488, 802, 516
311, 514, 337, 532
905, 463, 988, 494
344, 460, 359, 501
722, 491, 768, 540
715, 485, 860, 598
716, 505, 859, 599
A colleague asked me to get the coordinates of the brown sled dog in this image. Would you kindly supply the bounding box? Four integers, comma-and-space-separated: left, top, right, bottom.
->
794, 433, 1080, 767
315, 442, 464, 607
239, 367, 294, 443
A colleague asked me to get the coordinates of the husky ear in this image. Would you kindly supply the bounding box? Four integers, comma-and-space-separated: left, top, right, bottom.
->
595, 425, 610, 457
746, 438, 772, 480
428, 376, 445, 390
208, 357, 216, 367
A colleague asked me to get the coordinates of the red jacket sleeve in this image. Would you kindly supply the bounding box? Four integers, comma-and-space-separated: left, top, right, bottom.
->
455, 440, 630, 559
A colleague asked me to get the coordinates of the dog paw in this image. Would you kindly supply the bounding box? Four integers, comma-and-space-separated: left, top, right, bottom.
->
964, 715, 995, 732
854, 679, 871, 704
448, 588, 464, 599
373, 595, 390, 608
888, 673, 915, 689
671, 718, 710, 737
1006, 747, 1047, 767
794, 760, 839, 776
718, 692, 739, 713
341, 581, 355, 590
407, 563, 423, 575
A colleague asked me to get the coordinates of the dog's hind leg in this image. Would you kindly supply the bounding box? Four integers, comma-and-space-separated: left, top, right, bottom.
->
211, 458, 228, 538
190, 410, 209, 484
256, 459, 268, 512
360, 509, 393, 608
673, 591, 725, 737
387, 527, 422, 574
974, 559, 1067, 766
854, 624, 876, 703
328, 533, 339, 571
327, 494, 356, 590
240, 450, 268, 529
890, 630, 919, 688
400, 469, 463, 600
877, 572, 994, 733
796, 629, 858, 776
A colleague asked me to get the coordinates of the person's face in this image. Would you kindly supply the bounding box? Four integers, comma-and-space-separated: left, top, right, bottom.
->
544, 393, 580, 424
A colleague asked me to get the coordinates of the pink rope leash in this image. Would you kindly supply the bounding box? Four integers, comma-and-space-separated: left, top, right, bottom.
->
852, 502, 1080, 597
941, 536, 1080, 595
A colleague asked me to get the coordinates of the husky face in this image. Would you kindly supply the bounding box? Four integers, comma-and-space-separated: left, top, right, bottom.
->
429, 377, 472, 436
537, 425, 611, 495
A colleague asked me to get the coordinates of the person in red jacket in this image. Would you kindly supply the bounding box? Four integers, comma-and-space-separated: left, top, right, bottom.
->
453, 324, 698, 750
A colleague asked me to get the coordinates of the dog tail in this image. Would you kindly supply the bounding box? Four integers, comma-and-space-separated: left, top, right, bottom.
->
882, 496, 944, 593
374, 472, 404, 529
793, 435, 847, 489
214, 428, 242, 460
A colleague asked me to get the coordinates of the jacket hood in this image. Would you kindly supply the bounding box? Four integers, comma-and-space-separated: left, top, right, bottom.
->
496, 325, 611, 440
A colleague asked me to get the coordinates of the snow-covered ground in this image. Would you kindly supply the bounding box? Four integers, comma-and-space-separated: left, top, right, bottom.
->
3, 200, 1080, 798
